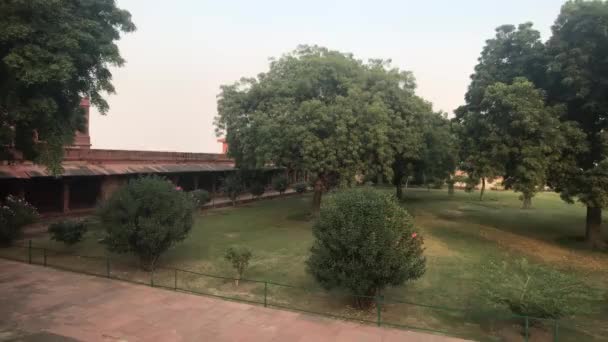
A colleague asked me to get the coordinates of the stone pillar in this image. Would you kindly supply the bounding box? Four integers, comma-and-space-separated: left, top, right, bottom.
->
99, 176, 126, 202
62, 179, 70, 213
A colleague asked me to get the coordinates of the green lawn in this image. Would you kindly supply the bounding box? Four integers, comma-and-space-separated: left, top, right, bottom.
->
6, 188, 608, 341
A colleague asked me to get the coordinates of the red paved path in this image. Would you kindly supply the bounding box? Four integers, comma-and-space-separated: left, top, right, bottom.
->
0, 260, 467, 342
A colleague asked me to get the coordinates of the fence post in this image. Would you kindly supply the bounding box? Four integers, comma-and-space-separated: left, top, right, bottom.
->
28, 240, 32, 264
376, 295, 382, 327
106, 258, 110, 278
524, 316, 529, 342
554, 320, 559, 342
43, 248, 47, 267
150, 269, 154, 287
264, 282, 268, 307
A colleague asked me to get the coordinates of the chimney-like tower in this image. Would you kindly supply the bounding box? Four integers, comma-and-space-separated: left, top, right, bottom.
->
72, 98, 91, 149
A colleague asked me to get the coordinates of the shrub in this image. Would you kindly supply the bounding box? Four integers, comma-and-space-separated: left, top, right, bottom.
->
272, 176, 289, 194
0, 195, 38, 246
190, 189, 211, 208
294, 182, 308, 194
307, 188, 425, 307
225, 246, 253, 286
97, 176, 195, 270
222, 173, 244, 205
49, 220, 87, 245
478, 258, 595, 320
250, 182, 265, 198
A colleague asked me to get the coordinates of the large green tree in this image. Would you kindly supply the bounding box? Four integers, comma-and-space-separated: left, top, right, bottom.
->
479, 78, 579, 209
0, 0, 135, 173
216, 46, 394, 213
545, 0, 608, 248
455, 23, 548, 201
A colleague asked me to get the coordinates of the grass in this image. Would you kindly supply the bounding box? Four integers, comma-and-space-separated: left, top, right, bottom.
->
4, 189, 608, 341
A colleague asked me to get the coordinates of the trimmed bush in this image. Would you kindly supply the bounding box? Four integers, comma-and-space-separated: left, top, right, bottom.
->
49, 220, 87, 245
272, 176, 289, 194
222, 173, 244, 206
307, 188, 425, 307
294, 182, 308, 194
478, 258, 595, 320
190, 189, 211, 208
250, 182, 265, 198
98, 176, 196, 270
225, 246, 253, 286
0, 195, 38, 246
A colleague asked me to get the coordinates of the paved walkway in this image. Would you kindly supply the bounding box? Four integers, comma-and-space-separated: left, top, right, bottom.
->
0, 260, 466, 342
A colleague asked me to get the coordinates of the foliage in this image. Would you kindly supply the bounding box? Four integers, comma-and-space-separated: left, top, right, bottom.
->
0, 195, 38, 245
224, 246, 252, 286
0, 0, 135, 172
454, 23, 547, 202
479, 78, 576, 209
478, 258, 595, 320
97, 176, 195, 270
48, 220, 87, 246
222, 173, 244, 205
190, 189, 211, 208
545, 0, 608, 247
216, 46, 402, 212
307, 188, 425, 305
249, 182, 265, 198
294, 182, 308, 194
272, 176, 289, 194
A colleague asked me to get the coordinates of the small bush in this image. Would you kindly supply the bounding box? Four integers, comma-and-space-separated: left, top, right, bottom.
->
49, 220, 88, 245
307, 188, 425, 307
222, 173, 244, 205
250, 182, 265, 198
294, 182, 308, 194
272, 176, 289, 194
190, 189, 211, 207
478, 258, 595, 320
0, 195, 38, 246
225, 246, 253, 286
98, 176, 195, 270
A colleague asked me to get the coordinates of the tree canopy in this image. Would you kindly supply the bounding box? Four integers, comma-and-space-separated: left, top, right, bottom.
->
216, 46, 399, 212
0, 0, 135, 173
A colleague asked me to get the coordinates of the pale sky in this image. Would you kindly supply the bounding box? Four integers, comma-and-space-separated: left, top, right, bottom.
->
90, 0, 564, 154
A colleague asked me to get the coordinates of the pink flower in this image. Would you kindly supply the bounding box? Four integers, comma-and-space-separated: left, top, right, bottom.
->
175, 186, 182, 191
411, 232, 417, 239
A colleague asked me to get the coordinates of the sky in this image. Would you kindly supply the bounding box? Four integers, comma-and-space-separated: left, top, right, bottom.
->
90, 0, 565, 154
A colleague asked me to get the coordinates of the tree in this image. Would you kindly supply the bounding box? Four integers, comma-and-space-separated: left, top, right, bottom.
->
0, 0, 135, 173
272, 175, 288, 195
98, 176, 195, 270
455, 23, 547, 201
215, 46, 394, 214
545, 0, 608, 248
416, 111, 458, 197
479, 78, 576, 209
222, 173, 244, 206
224, 246, 253, 287
307, 188, 425, 307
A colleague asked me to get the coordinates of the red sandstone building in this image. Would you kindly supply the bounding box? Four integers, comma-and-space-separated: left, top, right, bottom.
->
0, 100, 240, 214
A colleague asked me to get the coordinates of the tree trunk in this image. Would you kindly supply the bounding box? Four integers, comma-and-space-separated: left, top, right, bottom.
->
312, 178, 324, 215
522, 194, 532, 209
404, 177, 409, 190
448, 182, 454, 196
586, 206, 605, 249
479, 178, 486, 201
394, 173, 404, 200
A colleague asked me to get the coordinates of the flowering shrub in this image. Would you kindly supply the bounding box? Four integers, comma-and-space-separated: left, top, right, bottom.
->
0, 195, 38, 245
